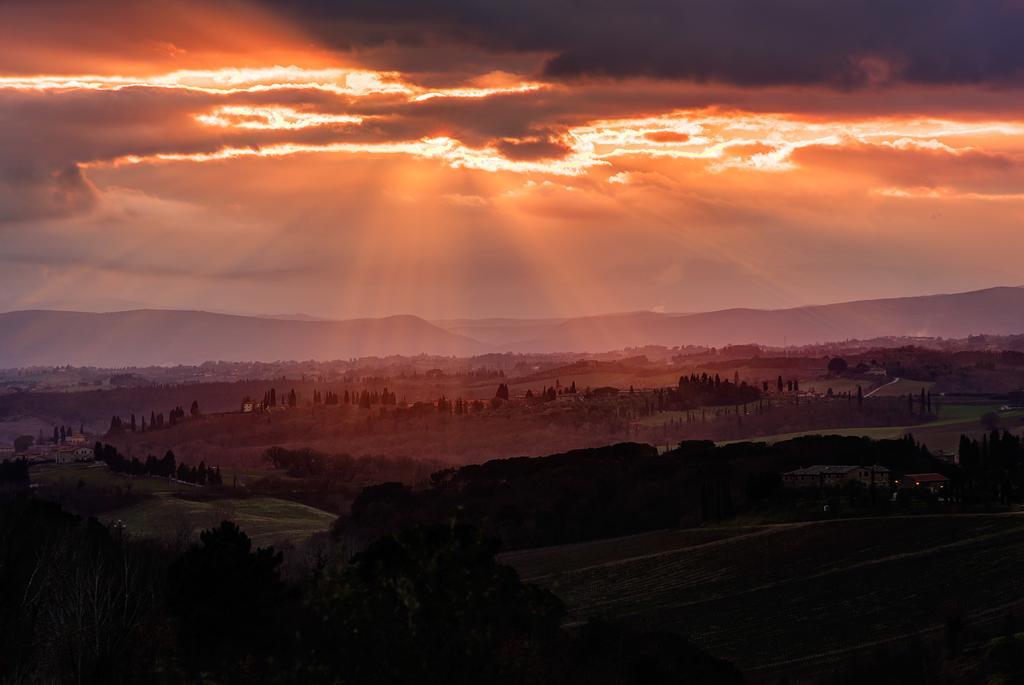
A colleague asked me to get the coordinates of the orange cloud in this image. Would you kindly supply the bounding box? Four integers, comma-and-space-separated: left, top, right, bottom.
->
2, 1, 1024, 319
195, 106, 365, 130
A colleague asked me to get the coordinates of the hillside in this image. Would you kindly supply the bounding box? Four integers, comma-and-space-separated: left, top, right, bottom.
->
0, 310, 485, 367
2, 287, 1023, 366
496, 287, 1024, 351
503, 515, 1024, 676
431, 316, 569, 346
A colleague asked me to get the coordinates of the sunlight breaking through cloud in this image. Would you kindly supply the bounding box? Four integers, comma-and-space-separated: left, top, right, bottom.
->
0, 66, 547, 102
4, 64, 1024, 179
170, 104, 1024, 178
195, 106, 365, 130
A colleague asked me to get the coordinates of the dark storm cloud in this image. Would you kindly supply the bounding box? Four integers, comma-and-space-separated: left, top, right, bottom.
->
262, 0, 1024, 87
494, 136, 572, 161
0, 164, 97, 223
0, 87, 433, 222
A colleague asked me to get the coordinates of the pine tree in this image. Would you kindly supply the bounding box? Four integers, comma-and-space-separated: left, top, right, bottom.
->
162, 450, 176, 477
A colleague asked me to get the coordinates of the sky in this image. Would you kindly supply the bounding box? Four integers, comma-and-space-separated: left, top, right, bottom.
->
2, 0, 1023, 320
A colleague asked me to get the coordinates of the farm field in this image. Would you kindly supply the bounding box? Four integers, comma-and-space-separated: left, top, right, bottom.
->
30, 462, 198, 495
101, 494, 337, 548
31, 462, 338, 547
219, 465, 302, 488
506, 515, 1024, 674
504, 369, 684, 396
718, 403, 1024, 452
798, 377, 866, 395
500, 526, 763, 580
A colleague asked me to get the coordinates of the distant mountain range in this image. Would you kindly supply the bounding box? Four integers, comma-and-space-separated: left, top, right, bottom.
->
467, 286, 1024, 352
1, 287, 1022, 366
0, 310, 484, 367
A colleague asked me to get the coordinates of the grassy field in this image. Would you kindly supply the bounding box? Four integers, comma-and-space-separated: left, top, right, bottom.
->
101, 494, 336, 548
505, 514, 1024, 673
798, 377, 866, 396
634, 409, 694, 428
717, 403, 1024, 452
500, 527, 764, 580
218, 465, 300, 488
30, 463, 336, 547
31, 462, 198, 495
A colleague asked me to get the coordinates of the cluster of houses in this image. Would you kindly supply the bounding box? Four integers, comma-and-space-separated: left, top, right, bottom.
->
1, 433, 95, 465
782, 463, 950, 495
783, 464, 893, 489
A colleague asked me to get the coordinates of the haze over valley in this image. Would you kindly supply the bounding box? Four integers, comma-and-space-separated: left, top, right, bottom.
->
2, 286, 1023, 367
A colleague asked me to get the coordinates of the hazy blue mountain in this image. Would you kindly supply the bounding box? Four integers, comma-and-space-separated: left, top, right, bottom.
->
2, 287, 1022, 366
485, 287, 1024, 352
0, 310, 486, 367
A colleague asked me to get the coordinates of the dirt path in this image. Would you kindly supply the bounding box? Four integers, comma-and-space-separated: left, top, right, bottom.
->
864, 376, 901, 397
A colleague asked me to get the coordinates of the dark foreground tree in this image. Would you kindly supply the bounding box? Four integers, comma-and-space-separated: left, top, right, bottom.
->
3, 502, 746, 684
828, 357, 849, 375
306, 523, 565, 684
303, 522, 743, 685
166, 521, 291, 679
568, 619, 744, 685
0, 498, 165, 684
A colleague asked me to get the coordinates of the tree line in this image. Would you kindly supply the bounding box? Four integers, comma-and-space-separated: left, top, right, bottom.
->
93, 443, 223, 486
108, 401, 201, 434
674, 373, 762, 408
958, 430, 1024, 504
253, 387, 402, 411
338, 435, 956, 552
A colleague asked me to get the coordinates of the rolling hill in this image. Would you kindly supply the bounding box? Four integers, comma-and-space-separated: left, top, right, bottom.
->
1, 286, 1022, 366
450, 286, 1024, 352
0, 310, 485, 367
